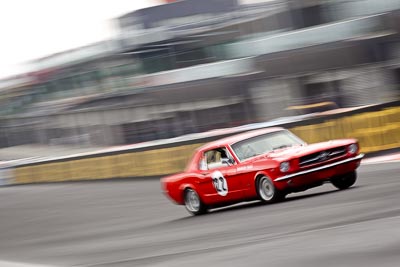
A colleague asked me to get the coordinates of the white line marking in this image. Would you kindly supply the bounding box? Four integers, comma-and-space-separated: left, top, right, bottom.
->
362, 153, 400, 165
362, 160, 400, 165
0, 261, 57, 267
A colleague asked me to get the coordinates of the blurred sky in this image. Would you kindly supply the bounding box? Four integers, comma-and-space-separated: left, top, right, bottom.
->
0, 0, 163, 79
0, 0, 271, 79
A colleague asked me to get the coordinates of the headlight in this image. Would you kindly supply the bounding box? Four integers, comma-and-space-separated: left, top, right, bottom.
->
280, 162, 290, 172
348, 143, 358, 154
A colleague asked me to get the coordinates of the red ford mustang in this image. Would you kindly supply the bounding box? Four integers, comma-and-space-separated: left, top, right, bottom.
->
161, 127, 364, 215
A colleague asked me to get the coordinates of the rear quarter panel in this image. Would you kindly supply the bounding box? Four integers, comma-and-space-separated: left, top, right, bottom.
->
161, 173, 204, 205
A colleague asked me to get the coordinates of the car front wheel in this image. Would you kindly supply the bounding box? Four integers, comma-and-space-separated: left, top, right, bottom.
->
330, 171, 357, 190
257, 176, 285, 203
184, 188, 207, 215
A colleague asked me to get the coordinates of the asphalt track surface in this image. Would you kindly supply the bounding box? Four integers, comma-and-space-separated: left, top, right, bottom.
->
0, 162, 399, 267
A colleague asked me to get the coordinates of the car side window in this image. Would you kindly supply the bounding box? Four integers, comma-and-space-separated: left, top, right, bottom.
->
201, 147, 235, 170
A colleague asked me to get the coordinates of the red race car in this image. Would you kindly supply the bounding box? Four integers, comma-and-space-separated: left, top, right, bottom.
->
161, 127, 364, 215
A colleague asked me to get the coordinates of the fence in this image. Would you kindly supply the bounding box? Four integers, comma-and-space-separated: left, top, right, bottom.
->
1, 102, 400, 186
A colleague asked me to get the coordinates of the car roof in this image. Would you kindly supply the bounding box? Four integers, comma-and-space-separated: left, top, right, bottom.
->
198, 127, 285, 151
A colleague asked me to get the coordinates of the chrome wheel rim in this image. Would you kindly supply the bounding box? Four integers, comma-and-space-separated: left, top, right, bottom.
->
185, 189, 200, 212
259, 177, 274, 201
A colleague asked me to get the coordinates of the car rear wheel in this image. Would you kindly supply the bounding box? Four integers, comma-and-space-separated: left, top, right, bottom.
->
184, 188, 207, 215
330, 171, 357, 190
257, 176, 285, 203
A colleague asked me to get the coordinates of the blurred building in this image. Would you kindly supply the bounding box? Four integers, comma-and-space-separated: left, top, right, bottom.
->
1, 0, 400, 147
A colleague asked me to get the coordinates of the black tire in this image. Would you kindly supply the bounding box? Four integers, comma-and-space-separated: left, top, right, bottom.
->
184, 188, 207, 215
331, 171, 357, 190
256, 176, 285, 203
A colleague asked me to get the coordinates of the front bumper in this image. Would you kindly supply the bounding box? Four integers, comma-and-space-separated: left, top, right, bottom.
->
274, 154, 364, 182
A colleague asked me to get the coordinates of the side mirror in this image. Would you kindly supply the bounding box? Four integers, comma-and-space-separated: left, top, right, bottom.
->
221, 158, 234, 166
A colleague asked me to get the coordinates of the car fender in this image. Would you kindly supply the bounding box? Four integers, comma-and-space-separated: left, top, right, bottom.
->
178, 180, 206, 204
253, 169, 286, 191
254, 170, 270, 183
179, 183, 195, 193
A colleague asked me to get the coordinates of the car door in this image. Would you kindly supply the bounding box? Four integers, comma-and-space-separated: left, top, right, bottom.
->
198, 147, 245, 204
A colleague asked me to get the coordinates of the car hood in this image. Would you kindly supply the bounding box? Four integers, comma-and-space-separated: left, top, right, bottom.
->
250, 139, 355, 162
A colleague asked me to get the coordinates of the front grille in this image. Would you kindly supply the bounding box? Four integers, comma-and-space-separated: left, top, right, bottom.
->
299, 146, 347, 167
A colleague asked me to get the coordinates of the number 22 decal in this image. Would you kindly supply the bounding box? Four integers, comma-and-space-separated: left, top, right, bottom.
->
211, 171, 228, 196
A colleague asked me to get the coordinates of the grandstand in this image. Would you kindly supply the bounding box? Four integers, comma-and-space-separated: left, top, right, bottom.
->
0, 0, 400, 147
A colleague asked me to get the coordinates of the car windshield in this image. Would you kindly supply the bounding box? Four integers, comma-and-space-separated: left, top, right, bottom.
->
231, 130, 305, 161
